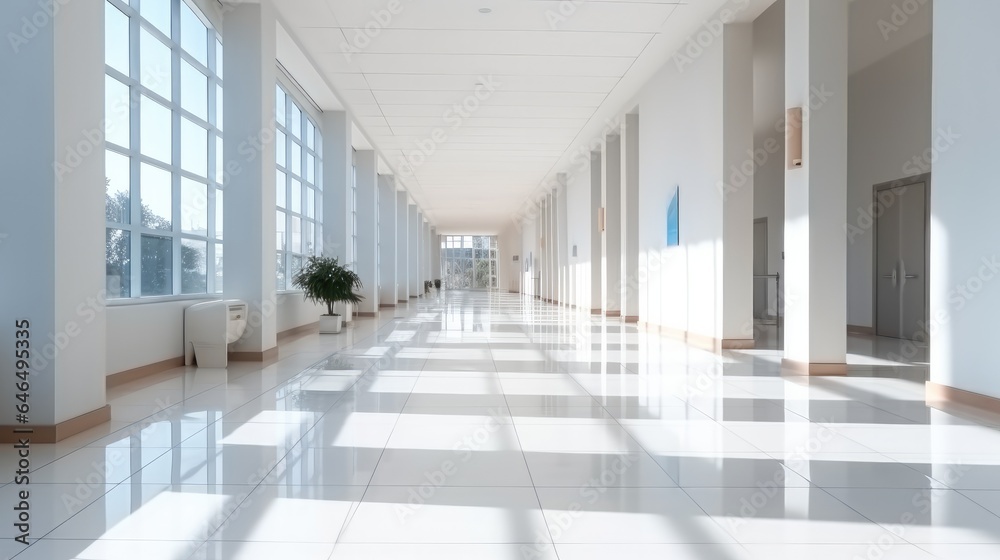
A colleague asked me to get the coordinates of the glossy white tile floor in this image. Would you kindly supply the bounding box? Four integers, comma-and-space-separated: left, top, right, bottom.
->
5, 291, 1000, 559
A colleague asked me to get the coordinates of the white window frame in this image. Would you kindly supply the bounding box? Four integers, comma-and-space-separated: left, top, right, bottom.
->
275, 82, 323, 291
104, 0, 223, 299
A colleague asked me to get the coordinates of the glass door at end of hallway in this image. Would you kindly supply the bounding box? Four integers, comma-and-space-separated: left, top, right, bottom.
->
441, 235, 499, 290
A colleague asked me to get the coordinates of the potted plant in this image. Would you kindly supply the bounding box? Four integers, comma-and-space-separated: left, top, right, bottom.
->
292, 256, 363, 334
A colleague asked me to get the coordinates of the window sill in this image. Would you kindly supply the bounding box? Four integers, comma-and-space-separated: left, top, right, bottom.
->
106, 294, 222, 307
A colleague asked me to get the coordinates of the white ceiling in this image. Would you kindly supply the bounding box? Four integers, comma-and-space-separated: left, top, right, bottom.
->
273, 0, 777, 233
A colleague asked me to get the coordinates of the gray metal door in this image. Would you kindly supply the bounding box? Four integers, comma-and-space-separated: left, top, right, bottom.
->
875, 182, 927, 340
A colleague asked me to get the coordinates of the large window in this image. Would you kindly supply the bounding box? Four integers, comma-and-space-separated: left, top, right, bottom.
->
441, 236, 498, 290
105, 0, 223, 298
275, 83, 322, 290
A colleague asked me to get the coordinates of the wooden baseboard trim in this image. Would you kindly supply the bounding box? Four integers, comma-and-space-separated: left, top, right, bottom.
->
379, 303, 396, 308
605, 310, 621, 318
685, 331, 718, 352
848, 324, 875, 336
721, 338, 755, 349
590, 308, 602, 315
107, 356, 185, 389
277, 321, 319, 342
230, 346, 279, 362
781, 359, 848, 376
409, 295, 418, 299
926, 381, 1000, 414
355, 311, 377, 317
1, 405, 112, 443
623, 315, 639, 324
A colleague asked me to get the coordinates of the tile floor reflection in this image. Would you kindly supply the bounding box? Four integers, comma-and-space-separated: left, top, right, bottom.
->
4, 291, 1000, 559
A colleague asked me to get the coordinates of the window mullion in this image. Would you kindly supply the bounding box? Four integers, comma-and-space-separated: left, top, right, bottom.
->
128, 7, 142, 297
171, 0, 182, 295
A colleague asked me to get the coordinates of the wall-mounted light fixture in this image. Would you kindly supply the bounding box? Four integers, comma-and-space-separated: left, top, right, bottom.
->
786, 107, 803, 169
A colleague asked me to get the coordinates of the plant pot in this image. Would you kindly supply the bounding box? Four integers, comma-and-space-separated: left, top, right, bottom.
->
319, 314, 343, 334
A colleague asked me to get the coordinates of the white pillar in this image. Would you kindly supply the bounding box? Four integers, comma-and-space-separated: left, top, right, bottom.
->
408, 204, 420, 297
0, 0, 108, 440
378, 175, 397, 307
783, 0, 848, 372
224, 0, 278, 358
621, 113, 640, 323
430, 227, 440, 284
929, 0, 1000, 401
550, 190, 559, 302
397, 191, 409, 301
557, 174, 569, 306
321, 111, 351, 263
423, 220, 431, 288
590, 151, 603, 314
603, 133, 622, 317
719, 23, 755, 348
354, 151, 378, 315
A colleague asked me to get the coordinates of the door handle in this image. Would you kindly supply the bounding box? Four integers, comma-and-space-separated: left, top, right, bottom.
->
905, 274, 918, 279
881, 269, 897, 286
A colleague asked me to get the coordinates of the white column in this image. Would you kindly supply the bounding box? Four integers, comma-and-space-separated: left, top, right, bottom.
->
557, 174, 569, 306
224, 0, 278, 357
621, 113, 640, 323
549, 190, 562, 303
378, 175, 397, 307
423, 220, 431, 288
0, 0, 108, 439
354, 151, 378, 315
929, 0, 1000, 401
408, 204, 420, 297
719, 23, 755, 348
397, 191, 409, 301
783, 0, 848, 372
603, 133, 622, 317
543, 193, 550, 301
590, 151, 603, 314
430, 227, 440, 284
321, 111, 351, 262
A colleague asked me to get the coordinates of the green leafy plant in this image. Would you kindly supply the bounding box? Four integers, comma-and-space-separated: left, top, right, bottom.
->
292, 256, 363, 316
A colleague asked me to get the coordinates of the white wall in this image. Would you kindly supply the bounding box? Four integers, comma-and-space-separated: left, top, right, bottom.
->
106, 301, 204, 375
105, 295, 323, 376
276, 295, 325, 333
497, 223, 521, 293
566, 167, 593, 310
636, 23, 724, 338
930, 0, 1000, 400
753, 0, 785, 300
752, 0, 932, 329
846, 35, 932, 327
